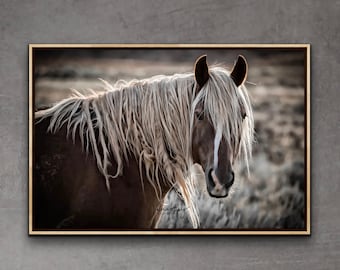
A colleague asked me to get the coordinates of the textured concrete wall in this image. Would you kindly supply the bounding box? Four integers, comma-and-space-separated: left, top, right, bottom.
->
0, 0, 339, 269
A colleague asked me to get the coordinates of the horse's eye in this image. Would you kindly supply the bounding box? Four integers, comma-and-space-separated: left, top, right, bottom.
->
195, 111, 204, 121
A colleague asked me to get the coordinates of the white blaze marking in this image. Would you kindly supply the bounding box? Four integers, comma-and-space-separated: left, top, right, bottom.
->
211, 170, 223, 189
213, 124, 223, 170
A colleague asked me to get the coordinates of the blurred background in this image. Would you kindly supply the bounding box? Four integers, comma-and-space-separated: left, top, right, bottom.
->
33, 48, 306, 229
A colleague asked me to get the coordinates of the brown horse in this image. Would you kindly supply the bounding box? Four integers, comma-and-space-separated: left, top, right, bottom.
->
33, 55, 254, 230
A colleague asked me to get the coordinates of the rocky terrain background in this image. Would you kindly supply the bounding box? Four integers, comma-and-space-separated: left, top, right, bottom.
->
33, 48, 306, 229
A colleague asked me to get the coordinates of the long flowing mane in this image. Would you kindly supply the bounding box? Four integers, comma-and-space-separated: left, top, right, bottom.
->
35, 66, 254, 228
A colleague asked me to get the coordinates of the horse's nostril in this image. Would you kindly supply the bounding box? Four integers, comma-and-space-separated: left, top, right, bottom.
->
226, 171, 235, 188
207, 168, 215, 188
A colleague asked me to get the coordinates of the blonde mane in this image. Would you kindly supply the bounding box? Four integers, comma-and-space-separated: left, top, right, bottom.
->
35, 66, 254, 228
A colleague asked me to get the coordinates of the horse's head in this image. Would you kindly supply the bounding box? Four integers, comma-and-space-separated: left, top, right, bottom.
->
191, 55, 251, 198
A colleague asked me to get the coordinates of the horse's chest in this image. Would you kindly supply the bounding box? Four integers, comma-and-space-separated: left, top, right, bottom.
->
35, 153, 66, 189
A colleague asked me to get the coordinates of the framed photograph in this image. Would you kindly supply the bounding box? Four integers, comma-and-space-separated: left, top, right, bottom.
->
29, 44, 310, 235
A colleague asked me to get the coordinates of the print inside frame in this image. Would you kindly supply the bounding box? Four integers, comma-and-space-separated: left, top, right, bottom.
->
29, 44, 310, 235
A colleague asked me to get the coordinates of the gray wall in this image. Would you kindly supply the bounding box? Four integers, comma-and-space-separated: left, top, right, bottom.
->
0, 0, 339, 269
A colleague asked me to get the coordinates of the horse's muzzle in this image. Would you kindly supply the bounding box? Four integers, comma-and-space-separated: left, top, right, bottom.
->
206, 169, 234, 198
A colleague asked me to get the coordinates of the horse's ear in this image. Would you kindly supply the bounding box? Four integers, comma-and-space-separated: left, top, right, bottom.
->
230, 55, 248, 87
194, 55, 209, 88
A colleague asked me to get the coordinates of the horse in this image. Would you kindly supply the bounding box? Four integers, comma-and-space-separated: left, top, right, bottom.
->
33, 54, 254, 230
